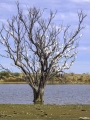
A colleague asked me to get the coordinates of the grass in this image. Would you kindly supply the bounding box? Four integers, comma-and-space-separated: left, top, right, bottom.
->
0, 104, 90, 120
0, 81, 26, 84
48, 73, 90, 84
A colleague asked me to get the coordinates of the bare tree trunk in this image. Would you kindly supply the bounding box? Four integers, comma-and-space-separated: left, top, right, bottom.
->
33, 87, 44, 104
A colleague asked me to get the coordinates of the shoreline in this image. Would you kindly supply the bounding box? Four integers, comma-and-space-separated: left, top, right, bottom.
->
0, 82, 27, 84
0, 81, 90, 84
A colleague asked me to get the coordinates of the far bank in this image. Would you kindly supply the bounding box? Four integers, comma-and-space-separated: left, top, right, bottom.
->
0, 72, 90, 84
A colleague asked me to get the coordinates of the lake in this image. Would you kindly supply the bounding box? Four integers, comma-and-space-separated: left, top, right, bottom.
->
0, 84, 90, 104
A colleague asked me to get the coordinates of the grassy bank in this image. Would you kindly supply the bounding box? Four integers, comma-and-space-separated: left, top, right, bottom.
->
0, 81, 26, 84
0, 72, 90, 84
0, 104, 90, 120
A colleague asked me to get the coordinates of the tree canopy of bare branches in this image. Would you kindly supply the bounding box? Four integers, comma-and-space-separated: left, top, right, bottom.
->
0, 2, 86, 104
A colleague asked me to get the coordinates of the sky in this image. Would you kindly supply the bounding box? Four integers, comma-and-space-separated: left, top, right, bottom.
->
0, 0, 90, 74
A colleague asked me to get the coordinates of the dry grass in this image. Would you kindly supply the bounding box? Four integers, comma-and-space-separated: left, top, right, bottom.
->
0, 73, 90, 84
48, 73, 90, 84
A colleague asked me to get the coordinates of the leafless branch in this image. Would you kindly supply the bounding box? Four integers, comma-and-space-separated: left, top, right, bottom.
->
0, 3, 86, 90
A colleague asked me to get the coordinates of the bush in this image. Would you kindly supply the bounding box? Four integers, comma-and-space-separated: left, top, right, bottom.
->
0, 71, 9, 77
5, 77, 24, 82
13, 72, 20, 77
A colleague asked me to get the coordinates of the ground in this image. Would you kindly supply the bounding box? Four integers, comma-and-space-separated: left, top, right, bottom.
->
0, 104, 90, 120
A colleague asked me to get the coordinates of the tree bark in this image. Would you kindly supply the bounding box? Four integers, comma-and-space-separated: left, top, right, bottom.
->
33, 87, 44, 104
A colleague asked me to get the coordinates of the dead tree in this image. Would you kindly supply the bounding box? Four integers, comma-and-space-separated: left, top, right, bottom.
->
0, 2, 86, 104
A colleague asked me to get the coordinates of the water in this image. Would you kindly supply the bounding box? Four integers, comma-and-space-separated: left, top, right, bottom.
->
0, 84, 90, 104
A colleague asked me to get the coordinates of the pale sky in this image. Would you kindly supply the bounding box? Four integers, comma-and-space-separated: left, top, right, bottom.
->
0, 0, 90, 74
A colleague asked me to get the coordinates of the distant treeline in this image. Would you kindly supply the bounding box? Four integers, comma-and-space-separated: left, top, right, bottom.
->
0, 71, 20, 78
0, 71, 90, 84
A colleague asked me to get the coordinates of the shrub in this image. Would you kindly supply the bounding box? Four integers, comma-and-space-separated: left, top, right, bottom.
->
13, 72, 20, 77
0, 71, 9, 77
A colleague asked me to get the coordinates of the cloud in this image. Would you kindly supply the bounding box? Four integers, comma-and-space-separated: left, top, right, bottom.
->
69, 61, 90, 74
78, 46, 90, 53
55, 12, 78, 23
78, 46, 89, 51
0, 3, 14, 11
0, 19, 7, 23
71, 0, 90, 2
